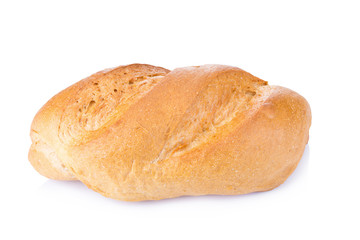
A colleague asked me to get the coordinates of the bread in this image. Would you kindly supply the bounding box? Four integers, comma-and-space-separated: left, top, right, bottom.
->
29, 64, 311, 201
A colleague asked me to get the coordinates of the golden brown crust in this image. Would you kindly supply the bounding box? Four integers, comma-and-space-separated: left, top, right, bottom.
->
29, 64, 169, 182
29, 64, 311, 201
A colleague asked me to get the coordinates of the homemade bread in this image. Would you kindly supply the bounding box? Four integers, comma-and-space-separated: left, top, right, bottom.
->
29, 64, 311, 201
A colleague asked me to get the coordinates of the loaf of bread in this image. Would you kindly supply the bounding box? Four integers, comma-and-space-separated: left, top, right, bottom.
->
29, 64, 311, 201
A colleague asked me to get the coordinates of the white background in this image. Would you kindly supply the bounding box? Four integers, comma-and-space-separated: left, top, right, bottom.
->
1, 0, 359, 239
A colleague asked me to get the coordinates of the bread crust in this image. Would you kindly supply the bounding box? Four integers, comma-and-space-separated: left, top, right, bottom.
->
29, 64, 311, 201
